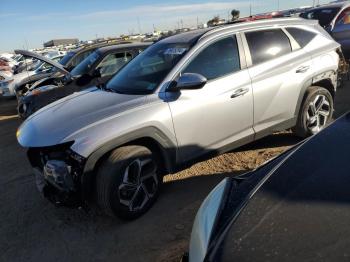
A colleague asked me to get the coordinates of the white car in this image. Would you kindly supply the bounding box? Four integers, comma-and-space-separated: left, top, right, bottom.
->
0, 55, 63, 97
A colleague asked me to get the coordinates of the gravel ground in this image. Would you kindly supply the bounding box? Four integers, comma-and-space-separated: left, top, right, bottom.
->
1, 82, 350, 262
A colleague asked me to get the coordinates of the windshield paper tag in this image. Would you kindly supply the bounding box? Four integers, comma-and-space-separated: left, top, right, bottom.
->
164, 48, 188, 55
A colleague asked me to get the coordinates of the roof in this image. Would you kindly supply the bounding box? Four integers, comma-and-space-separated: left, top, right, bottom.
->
219, 112, 350, 261
71, 41, 133, 54
96, 42, 152, 53
158, 28, 211, 44
159, 18, 318, 46
202, 17, 318, 39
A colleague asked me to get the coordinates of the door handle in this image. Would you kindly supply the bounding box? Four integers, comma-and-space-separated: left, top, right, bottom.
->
296, 66, 310, 73
231, 88, 249, 98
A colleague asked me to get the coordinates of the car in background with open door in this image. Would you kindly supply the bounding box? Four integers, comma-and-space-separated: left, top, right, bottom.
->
17, 42, 151, 118
14, 41, 131, 98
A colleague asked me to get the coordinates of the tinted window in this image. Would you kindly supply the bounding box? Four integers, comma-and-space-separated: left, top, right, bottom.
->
286, 27, 316, 48
182, 36, 240, 80
245, 29, 292, 65
301, 7, 340, 27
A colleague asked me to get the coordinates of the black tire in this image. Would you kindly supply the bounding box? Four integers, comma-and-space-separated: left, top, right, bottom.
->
96, 145, 162, 220
293, 86, 333, 138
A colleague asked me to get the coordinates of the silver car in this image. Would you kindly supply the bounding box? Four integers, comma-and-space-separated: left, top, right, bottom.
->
17, 18, 344, 219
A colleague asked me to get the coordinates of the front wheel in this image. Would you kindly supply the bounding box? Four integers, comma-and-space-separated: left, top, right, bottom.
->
293, 86, 333, 137
96, 145, 161, 220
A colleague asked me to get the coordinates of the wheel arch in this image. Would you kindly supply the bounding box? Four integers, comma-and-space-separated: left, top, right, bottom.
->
294, 70, 337, 117
80, 127, 177, 202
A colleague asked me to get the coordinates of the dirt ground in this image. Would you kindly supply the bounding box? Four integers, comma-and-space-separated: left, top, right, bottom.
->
1, 82, 350, 262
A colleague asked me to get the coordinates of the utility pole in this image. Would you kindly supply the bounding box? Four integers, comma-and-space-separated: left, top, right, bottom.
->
277, 0, 280, 11
180, 19, 183, 29
196, 16, 199, 28
137, 17, 142, 34
249, 3, 252, 16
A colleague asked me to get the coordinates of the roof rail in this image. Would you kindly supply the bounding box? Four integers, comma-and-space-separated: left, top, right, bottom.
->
200, 17, 317, 40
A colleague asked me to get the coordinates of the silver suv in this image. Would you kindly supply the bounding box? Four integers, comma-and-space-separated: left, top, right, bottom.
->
17, 18, 344, 219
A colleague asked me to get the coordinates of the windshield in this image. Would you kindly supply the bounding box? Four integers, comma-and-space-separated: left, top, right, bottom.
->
59, 51, 75, 66
106, 42, 190, 94
70, 51, 100, 77
301, 7, 341, 27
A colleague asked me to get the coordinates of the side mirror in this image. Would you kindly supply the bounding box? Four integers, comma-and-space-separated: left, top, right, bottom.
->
167, 73, 207, 92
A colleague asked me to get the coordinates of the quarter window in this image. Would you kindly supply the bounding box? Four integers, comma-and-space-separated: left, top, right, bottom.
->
245, 29, 292, 65
286, 27, 316, 48
182, 36, 241, 80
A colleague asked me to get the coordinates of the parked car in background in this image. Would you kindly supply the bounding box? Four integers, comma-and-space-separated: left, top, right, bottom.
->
301, 2, 350, 57
16, 18, 344, 220
0, 56, 63, 97
17, 43, 150, 118
14, 41, 132, 97
183, 112, 350, 262
14, 55, 64, 98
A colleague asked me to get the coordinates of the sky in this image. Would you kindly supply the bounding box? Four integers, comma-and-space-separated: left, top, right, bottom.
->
0, 0, 330, 52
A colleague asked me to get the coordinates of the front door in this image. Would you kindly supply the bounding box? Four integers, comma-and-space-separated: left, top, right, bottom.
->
168, 36, 254, 162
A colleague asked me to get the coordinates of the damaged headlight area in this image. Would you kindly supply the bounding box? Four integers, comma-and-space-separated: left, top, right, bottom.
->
27, 141, 86, 206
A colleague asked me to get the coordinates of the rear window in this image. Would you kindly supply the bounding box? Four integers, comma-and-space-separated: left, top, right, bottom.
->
245, 29, 292, 65
301, 7, 340, 27
286, 27, 316, 48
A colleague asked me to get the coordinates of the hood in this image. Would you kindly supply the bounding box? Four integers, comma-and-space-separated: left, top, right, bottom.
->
17, 87, 147, 148
14, 50, 69, 76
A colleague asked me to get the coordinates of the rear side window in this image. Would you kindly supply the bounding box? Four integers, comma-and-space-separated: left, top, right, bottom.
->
182, 36, 240, 80
245, 29, 292, 65
286, 27, 316, 48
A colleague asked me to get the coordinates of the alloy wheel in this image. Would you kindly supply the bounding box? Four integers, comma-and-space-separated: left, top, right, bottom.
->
306, 94, 330, 133
118, 158, 158, 212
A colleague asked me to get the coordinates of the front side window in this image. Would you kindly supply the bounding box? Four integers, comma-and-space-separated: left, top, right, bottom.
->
106, 42, 190, 94
286, 27, 316, 48
59, 51, 75, 66
182, 36, 240, 80
70, 51, 100, 77
245, 29, 292, 65
96, 52, 132, 77
70, 50, 94, 67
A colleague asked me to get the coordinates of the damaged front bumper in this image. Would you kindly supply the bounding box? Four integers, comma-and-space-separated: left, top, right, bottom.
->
27, 143, 86, 207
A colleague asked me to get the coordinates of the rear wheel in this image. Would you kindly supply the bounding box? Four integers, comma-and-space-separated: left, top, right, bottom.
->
96, 145, 161, 220
293, 86, 333, 137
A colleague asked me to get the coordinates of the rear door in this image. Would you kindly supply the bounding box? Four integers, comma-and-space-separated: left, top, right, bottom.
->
242, 28, 313, 138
